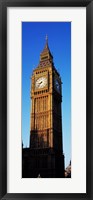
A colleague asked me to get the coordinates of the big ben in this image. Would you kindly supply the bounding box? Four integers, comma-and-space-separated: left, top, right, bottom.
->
22, 36, 65, 178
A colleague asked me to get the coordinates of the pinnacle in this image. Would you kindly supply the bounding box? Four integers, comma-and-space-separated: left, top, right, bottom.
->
41, 35, 52, 56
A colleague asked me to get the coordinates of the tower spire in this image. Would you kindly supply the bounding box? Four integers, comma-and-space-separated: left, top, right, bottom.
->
46, 34, 48, 42
38, 36, 53, 67
45, 34, 48, 49
41, 35, 51, 54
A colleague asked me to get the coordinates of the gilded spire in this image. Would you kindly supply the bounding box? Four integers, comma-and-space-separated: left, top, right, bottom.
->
44, 34, 48, 49
39, 36, 53, 66
45, 34, 48, 46
41, 34, 49, 53
46, 34, 48, 41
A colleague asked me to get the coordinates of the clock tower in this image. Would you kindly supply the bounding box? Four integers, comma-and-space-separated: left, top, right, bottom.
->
22, 36, 65, 178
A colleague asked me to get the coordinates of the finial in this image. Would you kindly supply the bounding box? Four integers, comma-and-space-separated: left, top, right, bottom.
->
45, 34, 48, 48
46, 34, 48, 42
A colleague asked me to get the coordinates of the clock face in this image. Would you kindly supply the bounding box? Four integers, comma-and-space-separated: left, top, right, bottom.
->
55, 79, 60, 92
35, 77, 47, 89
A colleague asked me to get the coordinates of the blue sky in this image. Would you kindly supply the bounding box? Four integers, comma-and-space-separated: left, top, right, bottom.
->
22, 22, 71, 168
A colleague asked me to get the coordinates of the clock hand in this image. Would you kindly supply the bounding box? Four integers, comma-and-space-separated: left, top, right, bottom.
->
39, 81, 42, 85
37, 81, 42, 87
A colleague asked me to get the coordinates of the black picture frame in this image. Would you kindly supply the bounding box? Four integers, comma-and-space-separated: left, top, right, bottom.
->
0, 0, 93, 199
